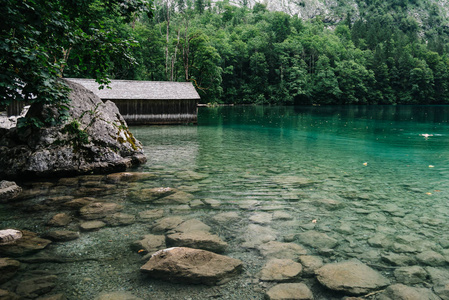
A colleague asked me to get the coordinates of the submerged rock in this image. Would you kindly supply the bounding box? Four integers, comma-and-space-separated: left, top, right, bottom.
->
79, 220, 106, 231
433, 281, 449, 299
47, 213, 72, 227
0, 229, 22, 245
172, 219, 211, 233
94, 292, 142, 300
140, 247, 243, 285
138, 209, 164, 222
105, 172, 155, 183
79, 202, 123, 220
394, 266, 428, 285
166, 232, 228, 253
381, 252, 416, 266
265, 283, 314, 300
258, 259, 302, 282
44, 230, 80, 242
315, 259, 390, 295
0, 289, 20, 300
36, 294, 67, 300
131, 234, 166, 255
0, 79, 146, 180
416, 250, 447, 266
177, 171, 209, 181
0, 181, 22, 202
212, 212, 240, 223
377, 284, 440, 300
249, 212, 273, 224
241, 224, 277, 248
64, 197, 95, 209
257, 241, 307, 259
299, 255, 324, 277
0, 258, 20, 283
104, 213, 136, 226
152, 191, 195, 205
15, 275, 57, 298
0, 230, 51, 256
296, 230, 338, 249
151, 217, 185, 233
132, 187, 177, 202
272, 176, 316, 187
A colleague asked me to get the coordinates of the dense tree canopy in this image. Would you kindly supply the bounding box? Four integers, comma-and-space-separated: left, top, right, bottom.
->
1, 0, 152, 125
117, 0, 449, 105
2, 0, 449, 109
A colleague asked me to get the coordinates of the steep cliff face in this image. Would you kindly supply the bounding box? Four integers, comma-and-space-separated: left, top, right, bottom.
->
242, 0, 448, 27
0, 80, 146, 180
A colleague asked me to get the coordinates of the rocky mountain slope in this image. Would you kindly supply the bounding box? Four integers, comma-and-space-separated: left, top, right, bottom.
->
230, 0, 449, 27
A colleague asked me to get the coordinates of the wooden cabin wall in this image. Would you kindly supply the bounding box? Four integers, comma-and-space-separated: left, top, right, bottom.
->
6, 100, 26, 117
110, 99, 198, 125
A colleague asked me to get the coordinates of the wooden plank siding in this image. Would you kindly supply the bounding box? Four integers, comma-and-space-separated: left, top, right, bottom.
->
67, 78, 200, 125
112, 99, 198, 125
6, 100, 26, 117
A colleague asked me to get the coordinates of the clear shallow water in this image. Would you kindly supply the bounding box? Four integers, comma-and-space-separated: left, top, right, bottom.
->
2, 105, 449, 299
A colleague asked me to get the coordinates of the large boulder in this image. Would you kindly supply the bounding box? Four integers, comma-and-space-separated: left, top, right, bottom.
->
0, 79, 146, 180
140, 247, 243, 285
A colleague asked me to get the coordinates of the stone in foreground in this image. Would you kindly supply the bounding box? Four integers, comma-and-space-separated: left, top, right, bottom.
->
265, 283, 314, 300
258, 259, 302, 282
140, 247, 243, 285
315, 259, 390, 295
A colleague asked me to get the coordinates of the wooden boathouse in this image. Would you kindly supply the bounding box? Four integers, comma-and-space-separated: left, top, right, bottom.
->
67, 79, 200, 125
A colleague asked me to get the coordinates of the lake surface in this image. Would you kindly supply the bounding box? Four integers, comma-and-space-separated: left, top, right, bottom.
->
2, 105, 449, 299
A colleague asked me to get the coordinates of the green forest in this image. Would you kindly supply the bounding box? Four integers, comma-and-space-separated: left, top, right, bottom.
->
3, 0, 449, 107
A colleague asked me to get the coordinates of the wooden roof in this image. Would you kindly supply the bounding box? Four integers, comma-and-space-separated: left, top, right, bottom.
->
66, 78, 200, 100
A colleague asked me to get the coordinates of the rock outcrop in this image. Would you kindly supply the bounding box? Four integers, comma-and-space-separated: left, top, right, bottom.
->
0, 79, 146, 180
140, 247, 243, 285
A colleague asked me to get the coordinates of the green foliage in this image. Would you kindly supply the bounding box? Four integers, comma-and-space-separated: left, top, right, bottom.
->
130, 0, 449, 105
13, 0, 439, 107
62, 119, 89, 147
1, 0, 152, 126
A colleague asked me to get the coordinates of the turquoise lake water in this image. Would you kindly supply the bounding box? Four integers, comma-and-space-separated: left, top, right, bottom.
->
1, 105, 449, 299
